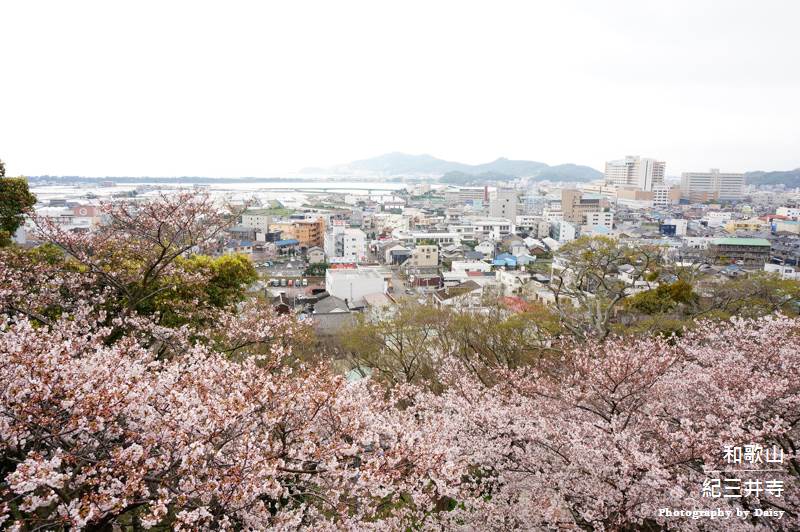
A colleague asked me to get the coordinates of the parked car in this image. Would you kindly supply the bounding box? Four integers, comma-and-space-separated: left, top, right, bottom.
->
280, 278, 287, 286
302, 278, 308, 286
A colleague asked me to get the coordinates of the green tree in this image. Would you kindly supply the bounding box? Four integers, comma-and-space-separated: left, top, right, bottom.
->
304, 262, 329, 276
0, 176, 36, 246
625, 280, 698, 315
548, 236, 664, 339
698, 272, 800, 318
137, 253, 258, 327
339, 301, 442, 387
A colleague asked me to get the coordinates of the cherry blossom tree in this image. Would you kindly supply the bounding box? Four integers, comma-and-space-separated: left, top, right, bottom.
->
411, 315, 799, 531
1, 192, 798, 530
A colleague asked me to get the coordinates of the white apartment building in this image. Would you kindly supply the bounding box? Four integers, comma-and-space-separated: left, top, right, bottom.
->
680, 169, 745, 202
444, 187, 486, 206
241, 212, 272, 231
465, 217, 514, 240
395, 231, 462, 246
583, 211, 614, 230
515, 216, 551, 238
551, 220, 577, 243
653, 185, 670, 206
324, 223, 367, 261
489, 188, 519, 219
543, 209, 564, 223
764, 263, 800, 280
515, 215, 540, 233
604, 156, 666, 191
495, 270, 532, 296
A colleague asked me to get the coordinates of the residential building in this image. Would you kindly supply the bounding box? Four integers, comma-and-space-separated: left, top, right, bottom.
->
241, 211, 272, 231
307, 246, 325, 264
489, 188, 519, 219
397, 231, 462, 246
764, 263, 800, 280
464, 217, 514, 241
271, 218, 325, 248
604, 156, 666, 191
324, 223, 367, 261
406, 244, 439, 268
474, 240, 495, 257
680, 169, 745, 202
495, 269, 531, 296
432, 281, 483, 309
583, 211, 614, 230
551, 220, 577, 243
653, 185, 681, 206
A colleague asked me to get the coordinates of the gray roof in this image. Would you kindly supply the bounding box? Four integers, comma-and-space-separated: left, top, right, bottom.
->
313, 295, 350, 314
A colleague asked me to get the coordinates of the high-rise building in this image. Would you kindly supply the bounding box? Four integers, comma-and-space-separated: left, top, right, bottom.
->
561, 189, 610, 224
604, 156, 666, 191
680, 169, 745, 202
489, 188, 519, 219
324, 222, 367, 261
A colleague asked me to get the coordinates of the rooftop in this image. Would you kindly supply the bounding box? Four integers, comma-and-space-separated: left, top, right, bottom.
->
326, 268, 383, 280
712, 237, 771, 247
433, 280, 481, 301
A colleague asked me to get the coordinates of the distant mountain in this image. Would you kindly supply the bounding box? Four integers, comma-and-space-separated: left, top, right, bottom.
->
301, 152, 602, 182
537, 163, 605, 182
440, 171, 516, 185
471, 158, 549, 176
745, 168, 800, 188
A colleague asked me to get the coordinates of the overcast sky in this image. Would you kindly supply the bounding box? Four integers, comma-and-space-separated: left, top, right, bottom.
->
2, 0, 799, 177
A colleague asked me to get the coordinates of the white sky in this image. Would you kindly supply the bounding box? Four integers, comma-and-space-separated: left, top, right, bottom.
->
1, 0, 799, 177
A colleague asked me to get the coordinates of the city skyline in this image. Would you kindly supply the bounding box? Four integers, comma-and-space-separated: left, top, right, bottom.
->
2, 0, 800, 177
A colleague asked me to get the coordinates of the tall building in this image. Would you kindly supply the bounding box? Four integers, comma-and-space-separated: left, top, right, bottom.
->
680, 169, 745, 202
489, 188, 519, 219
444, 187, 487, 207
271, 217, 325, 248
324, 222, 367, 262
241, 210, 272, 231
604, 156, 665, 191
561, 189, 610, 224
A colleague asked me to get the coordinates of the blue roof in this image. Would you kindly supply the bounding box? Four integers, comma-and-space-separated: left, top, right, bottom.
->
276, 239, 299, 246
238, 240, 254, 247
493, 255, 518, 267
